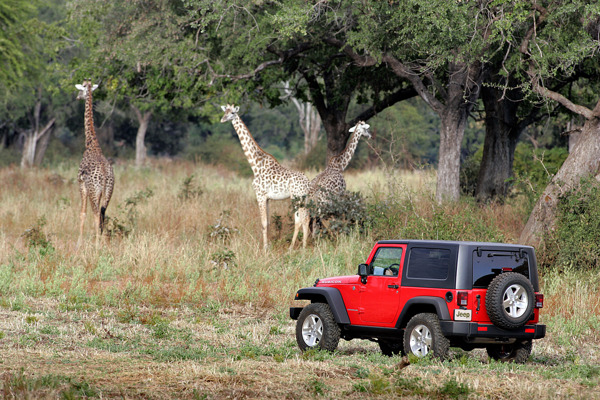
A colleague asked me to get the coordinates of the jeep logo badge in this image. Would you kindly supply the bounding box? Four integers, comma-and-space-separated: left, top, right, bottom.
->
454, 309, 472, 321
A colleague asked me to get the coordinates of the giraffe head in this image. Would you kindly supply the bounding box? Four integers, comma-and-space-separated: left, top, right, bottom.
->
349, 121, 372, 139
220, 104, 240, 123
76, 80, 98, 101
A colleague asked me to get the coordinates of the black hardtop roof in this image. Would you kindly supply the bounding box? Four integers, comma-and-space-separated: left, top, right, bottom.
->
376, 239, 534, 250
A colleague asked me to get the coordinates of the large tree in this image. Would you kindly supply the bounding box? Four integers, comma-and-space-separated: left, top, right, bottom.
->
70, 0, 205, 166
0, 0, 72, 168
181, 0, 417, 161
512, 1, 600, 246
303, 1, 495, 202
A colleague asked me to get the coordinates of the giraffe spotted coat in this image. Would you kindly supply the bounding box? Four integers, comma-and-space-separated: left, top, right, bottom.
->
76, 80, 114, 247
221, 104, 310, 250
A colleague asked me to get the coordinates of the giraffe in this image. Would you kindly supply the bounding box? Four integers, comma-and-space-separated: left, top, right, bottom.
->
309, 121, 371, 230
76, 80, 115, 248
220, 104, 310, 251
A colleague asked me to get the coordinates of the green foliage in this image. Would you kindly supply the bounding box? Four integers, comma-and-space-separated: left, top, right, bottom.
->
207, 211, 238, 244
21, 216, 54, 254
105, 187, 154, 237
544, 178, 600, 269
178, 174, 204, 201
366, 182, 506, 242
512, 143, 569, 198
304, 191, 367, 239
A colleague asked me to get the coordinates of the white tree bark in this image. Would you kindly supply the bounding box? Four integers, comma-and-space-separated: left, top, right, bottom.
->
132, 105, 152, 167
283, 82, 322, 155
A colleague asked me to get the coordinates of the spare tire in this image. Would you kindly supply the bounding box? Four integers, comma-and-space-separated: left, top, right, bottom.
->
486, 272, 535, 330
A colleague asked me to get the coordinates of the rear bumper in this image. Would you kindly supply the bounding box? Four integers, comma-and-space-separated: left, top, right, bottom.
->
439, 321, 546, 340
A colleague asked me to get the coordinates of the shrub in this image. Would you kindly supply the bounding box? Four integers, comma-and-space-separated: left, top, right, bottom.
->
302, 191, 367, 239
543, 177, 600, 270
365, 183, 506, 242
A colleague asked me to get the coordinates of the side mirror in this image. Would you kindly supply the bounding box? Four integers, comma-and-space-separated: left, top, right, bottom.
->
358, 264, 368, 284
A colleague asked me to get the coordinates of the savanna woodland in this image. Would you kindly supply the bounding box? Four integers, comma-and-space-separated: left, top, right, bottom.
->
1, 0, 600, 398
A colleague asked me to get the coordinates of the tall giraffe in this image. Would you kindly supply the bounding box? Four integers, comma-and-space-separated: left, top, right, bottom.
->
76, 80, 115, 248
220, 104, 310, 251
308, 121, 370, 233
310, 121, 371, 204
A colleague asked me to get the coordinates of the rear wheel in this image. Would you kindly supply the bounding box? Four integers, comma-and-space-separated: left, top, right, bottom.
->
403, 313, 449, 360
486, 340, 532, 363
295, 303, 340, 352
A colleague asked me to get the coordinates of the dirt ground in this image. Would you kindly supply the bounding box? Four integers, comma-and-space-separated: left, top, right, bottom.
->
0, 298, 599, 399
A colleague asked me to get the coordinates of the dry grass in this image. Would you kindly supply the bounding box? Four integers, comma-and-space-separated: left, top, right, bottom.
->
0, 161, 599, 399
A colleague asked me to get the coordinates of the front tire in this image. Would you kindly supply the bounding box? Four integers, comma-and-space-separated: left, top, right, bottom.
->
403, 313, 449, 360
295, 303, 341, 352
486, 340, 532, 363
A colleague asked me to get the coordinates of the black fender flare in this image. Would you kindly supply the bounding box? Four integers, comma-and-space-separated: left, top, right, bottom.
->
295, 287, 350, 324
396, 296, 451, 329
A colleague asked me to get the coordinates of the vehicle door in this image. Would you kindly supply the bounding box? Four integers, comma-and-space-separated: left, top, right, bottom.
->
359, 244, 407, 325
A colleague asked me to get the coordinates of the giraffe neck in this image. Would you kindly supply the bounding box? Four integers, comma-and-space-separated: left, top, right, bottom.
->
231, 114, 271, 175
329, 129, 362, 171
84, 87, 101, 151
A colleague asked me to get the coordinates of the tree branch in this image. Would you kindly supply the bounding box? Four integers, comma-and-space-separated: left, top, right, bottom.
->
519, 4, 597, 120
351, 86, 418, 125
207, 42, 313, 83
324, 36, 444, 113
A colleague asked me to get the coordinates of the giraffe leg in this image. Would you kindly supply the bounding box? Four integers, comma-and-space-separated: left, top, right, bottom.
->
301, 207, 309, 249
89, 192, 102, 248
257, 196, 269, 251
76, 184, 88, 250
290, 210, 301, 251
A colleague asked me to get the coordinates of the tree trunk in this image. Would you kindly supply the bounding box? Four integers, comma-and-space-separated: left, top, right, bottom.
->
33, 125, 53, 166
19, 118, 55, 168
436, 110, 468, 203
519, 116, 600, 247
476, 84, 522, 202
132, 105, 152, 167
284, 82, 322, 155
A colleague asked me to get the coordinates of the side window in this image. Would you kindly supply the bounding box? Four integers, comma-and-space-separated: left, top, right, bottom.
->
370, 247, 403, 276
406, 248, 450, 280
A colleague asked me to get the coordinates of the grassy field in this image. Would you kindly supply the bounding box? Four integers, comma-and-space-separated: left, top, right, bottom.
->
1, 161, 599, 399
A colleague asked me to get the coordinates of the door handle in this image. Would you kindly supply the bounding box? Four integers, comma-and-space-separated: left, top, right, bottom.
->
387, 284, 399, 289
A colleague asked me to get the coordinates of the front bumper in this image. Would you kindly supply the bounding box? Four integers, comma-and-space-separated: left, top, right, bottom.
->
439, 320, 546, 340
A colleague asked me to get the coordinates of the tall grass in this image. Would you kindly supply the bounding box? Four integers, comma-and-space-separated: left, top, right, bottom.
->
0, 161, 598, 329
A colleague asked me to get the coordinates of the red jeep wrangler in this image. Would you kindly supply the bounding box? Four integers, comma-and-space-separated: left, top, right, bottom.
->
290, 240, 545, 362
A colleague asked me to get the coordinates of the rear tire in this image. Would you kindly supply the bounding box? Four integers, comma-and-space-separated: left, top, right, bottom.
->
295, 303, 340, 352
403, 313, 449, 360
486, 340, 532, 363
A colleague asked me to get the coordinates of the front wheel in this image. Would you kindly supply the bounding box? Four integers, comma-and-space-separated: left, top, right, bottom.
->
295, 303, 341, 352
403, 313, 449, 360
486, 340, 532, 363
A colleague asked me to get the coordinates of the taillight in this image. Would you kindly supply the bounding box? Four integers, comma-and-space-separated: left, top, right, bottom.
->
535, 293, 544, 308
457, 291, 469, 307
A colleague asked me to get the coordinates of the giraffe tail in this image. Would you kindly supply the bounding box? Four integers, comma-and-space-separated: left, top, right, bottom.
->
100, 206, 106, 234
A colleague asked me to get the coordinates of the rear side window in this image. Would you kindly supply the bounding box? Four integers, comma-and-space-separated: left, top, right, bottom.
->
473, 250, 530, 288
406, 248, 451, 280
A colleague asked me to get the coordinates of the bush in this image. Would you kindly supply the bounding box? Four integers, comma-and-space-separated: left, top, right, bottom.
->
543, 178, 600, 270
365, 181, 507, 242
304, 191, 367, 238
